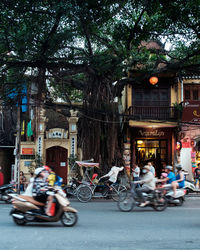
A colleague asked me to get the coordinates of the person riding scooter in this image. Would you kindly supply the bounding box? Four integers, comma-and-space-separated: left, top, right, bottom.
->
171, 165, 185, 197
158, 165, 176, 185
32, 167, 53, 216
134, 165, 156, 207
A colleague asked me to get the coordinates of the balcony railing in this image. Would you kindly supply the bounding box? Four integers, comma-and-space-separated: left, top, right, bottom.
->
128, 106, 179, 121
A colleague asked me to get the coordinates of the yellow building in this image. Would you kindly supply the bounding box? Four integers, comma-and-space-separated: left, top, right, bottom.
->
19, 108, 79, 184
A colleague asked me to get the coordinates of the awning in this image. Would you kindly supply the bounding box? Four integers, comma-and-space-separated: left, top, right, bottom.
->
76, 161, 99, 168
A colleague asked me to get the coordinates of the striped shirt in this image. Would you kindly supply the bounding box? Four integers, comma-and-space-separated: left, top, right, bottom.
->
32, 177, 48, 196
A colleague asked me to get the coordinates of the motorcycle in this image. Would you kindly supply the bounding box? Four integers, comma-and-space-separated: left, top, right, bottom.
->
0, 183, 16, 203
117, 183, 168, 212
164, 184, 186, 206
63, 177, 82, 198
185, 180, 199, 194
9, 187, 78, 227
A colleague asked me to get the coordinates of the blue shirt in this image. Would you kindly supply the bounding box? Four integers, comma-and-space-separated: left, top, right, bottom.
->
176, 173, 185, 187
167, 172, 176, 184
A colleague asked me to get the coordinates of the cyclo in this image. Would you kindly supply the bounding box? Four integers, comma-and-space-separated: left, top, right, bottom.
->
75, 161, 127, 202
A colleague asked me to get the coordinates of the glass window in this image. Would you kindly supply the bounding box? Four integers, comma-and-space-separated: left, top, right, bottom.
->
193, 88, 199, 100
184, 88, 190, 100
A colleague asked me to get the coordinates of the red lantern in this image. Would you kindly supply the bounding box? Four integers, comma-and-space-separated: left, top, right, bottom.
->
149, 76, 158, 85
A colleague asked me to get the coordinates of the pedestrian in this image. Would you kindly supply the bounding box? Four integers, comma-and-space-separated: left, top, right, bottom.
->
19, 171, 26, 192
132, 164, 140, 187
0, 166, 4, 186
147, 161, 156, 176
194, 164, 200, 188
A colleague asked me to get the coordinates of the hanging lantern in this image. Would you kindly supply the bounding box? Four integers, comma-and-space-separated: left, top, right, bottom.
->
149, 76, 158, 85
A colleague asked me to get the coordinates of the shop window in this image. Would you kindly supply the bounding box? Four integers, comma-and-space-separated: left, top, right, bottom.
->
184, 84, 200, 101
184, 88, 190, 100
193, 88, 199, 100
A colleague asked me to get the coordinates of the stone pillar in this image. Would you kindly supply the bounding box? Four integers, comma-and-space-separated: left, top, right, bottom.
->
123, 140, 131, 176
68, 110, 79, 156
36, 108, 46, 166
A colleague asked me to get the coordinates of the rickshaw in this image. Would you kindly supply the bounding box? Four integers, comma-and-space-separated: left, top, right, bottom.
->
63, 160, 99, 197
74, 161, 127, 202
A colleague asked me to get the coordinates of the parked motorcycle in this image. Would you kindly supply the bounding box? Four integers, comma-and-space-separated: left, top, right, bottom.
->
0, 183, 16, 203
9, 187, 78, 227
165, 185, 186, 206
117, 183, 168, 212
63, 177, 82, 198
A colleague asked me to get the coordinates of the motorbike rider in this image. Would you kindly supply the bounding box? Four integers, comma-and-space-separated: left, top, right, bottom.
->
158, 165, 176, 185
134, 165, 156, 207
32, 167, 53, 216
171, 165, 185, 197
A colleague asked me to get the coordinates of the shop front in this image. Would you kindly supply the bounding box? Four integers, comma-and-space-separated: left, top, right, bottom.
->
131, 127, 175, 177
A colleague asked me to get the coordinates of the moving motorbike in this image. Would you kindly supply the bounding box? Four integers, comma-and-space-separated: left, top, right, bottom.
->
117, 183, 168, 212
164, 184, 186, 206
0, 183, 16, 203
9, 187, 78, 227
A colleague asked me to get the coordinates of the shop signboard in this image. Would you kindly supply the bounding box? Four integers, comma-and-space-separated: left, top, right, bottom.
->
22, 148, 34, 155
182, 101, 200, 123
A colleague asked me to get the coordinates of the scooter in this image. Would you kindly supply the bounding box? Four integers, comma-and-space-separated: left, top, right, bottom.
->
164, 184, 186, 206
185, 180, 200, 194
9, 187, 78, 227
0, 183, 16, 203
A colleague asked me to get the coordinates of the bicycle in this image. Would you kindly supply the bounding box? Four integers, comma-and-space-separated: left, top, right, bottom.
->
76, 180, 127, 202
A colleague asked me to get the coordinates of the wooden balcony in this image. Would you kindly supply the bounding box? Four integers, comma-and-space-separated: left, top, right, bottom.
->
128, 106, 179, 121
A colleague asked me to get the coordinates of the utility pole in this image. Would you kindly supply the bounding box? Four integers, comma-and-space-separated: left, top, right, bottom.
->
14, 104, 21, 193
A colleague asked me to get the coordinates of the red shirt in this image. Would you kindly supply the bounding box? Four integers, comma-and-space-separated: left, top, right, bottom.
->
0, 172, 4, 186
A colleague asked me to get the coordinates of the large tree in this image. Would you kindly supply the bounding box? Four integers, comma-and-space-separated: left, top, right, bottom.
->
0, 0, 200, 170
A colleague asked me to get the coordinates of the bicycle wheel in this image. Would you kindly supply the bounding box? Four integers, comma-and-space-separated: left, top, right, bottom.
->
111, 184, 127, 202
76, 185, 92, 202
117, 191, 135, 212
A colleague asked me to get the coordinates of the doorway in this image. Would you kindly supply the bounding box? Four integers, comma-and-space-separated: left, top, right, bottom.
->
135, 139, 167, 176
46, 146, 68, 184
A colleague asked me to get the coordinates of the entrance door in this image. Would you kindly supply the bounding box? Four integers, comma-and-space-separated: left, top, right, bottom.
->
46, 146, 68, 184
135, 139, 167, 176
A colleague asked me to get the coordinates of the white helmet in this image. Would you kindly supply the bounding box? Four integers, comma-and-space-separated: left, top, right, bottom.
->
34, 167, 45, 176
165, 165, 173, 170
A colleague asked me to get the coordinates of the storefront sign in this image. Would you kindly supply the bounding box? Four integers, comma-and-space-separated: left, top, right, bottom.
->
182, 101, 200, 123
139, 130, 165, 137
37, 136, 43, 158
133, 128, 171, 138
22, 148, 34, 155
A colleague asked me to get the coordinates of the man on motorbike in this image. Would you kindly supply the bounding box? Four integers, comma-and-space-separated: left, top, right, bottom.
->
158, 165, 176, 185
32, 167, 53, 216
134, 165, 156, 207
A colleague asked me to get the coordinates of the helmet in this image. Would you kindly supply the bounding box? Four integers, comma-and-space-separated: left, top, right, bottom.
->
176, 164, 182, 170
43, 165, 50, 172
165, 165, 173, 170
34, 167, 45, 176
161, 173, 168, 178
143, 165, 151, 171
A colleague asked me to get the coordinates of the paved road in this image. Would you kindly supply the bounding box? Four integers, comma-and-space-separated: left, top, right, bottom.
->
1, 197, 200, 250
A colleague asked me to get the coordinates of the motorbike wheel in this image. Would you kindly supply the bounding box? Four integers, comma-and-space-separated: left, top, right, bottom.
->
117, 191, 135, 212
61, 212, 78, 227
153, 197, 168, 211
76, 185, 92, 202
176, 197, 184, 206
13, 217, 26, 226
111, 185, 127, 202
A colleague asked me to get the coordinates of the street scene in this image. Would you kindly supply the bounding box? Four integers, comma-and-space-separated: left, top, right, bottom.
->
1, 197, 200, 250
0, 1, 200, 250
